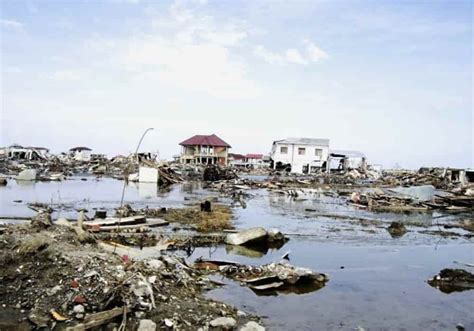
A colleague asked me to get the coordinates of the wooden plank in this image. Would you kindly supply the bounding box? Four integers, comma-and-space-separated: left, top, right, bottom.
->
84, 215, 146, 227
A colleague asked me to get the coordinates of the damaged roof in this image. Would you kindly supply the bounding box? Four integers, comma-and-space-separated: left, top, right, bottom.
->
229, 153, 246, 160
330, 150, 365, 158
246, 154, 263, 159
69, 146, 92, 151
274, 138, 330, 146
180, 134, 231, 148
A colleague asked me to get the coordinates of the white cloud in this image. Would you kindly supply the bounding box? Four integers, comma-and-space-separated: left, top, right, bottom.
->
123, 37, 258, 98
165, 1, 250, 47
49, 70, 85, 81
71, 1, 259, 98
253, 45, 284, 65
255, 40, 327, 65
286, 48, 307, 64
304, 39, 328, 61
0, 19, 24, 30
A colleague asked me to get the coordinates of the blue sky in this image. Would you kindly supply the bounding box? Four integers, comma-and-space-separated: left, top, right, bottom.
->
1, 0, 472, 168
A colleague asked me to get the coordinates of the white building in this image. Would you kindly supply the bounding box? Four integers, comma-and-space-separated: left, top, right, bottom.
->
270, 138, 330, 174
69, 146, 92, 162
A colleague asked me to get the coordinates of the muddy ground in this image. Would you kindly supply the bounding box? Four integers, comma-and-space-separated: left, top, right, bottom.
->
0, 223, 261, 330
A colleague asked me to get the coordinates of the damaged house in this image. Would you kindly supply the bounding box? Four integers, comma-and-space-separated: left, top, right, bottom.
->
179, 134, 231, 165
329, 150, 367, 172
270, 138, 330, 174
4, 145, 49, 161
229, 153, 267, 169
246, 154, 265, 168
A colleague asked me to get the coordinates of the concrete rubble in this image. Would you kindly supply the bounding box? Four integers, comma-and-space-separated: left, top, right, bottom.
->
225, 227, 287, 248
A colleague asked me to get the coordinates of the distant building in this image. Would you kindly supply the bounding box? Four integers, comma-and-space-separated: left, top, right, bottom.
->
228, 153, 246, 167
270, 138, 330, 174
179, 134, 231, 165
69, 146, 92, 162
245, 154, 265, 168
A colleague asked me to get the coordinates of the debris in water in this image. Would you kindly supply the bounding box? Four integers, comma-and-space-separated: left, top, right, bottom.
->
386, 222, 407, 237
428, 268, 474, 293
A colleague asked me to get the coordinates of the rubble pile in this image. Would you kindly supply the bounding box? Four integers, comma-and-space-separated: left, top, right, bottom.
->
0, 151, 184, 187
0, 223, 261, 330
381, 168, 472, 190
349, 186, 474, 212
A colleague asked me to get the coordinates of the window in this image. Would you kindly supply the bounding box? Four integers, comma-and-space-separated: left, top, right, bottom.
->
298, 147, 306, 155
280, 146, 288, 154
315, 149, 322, 157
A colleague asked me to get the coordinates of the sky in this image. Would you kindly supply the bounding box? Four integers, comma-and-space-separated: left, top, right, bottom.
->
0, 0, 472, 169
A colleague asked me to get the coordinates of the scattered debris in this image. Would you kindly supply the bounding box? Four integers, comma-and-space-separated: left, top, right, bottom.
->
0, 223, 261, 330
197, 259, 329, 295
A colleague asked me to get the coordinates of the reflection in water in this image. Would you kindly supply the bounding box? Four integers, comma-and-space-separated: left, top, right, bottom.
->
428, 282, 474, 294
250, 281, 326, 296
225, 240, 287, 259
225, 244, 268, 258
137, 182, 158, 199
15, 180, 36, 188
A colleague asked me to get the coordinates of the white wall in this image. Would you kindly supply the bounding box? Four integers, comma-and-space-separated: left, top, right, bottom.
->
73, 150, 91, 161
271, 143, 329, 173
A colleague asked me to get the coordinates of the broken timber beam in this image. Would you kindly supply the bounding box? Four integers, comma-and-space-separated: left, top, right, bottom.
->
65, 307, 124, 331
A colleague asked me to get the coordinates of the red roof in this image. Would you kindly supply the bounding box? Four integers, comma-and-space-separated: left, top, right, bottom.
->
229, 153, 246, 160
246, 154, 263, 159
179, 134, 231, 148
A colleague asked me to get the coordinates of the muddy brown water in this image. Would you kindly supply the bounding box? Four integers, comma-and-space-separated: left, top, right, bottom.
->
1, 177, 473, 330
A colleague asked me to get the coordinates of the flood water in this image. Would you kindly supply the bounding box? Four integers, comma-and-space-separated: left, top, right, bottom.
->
1, 178, 473, 330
